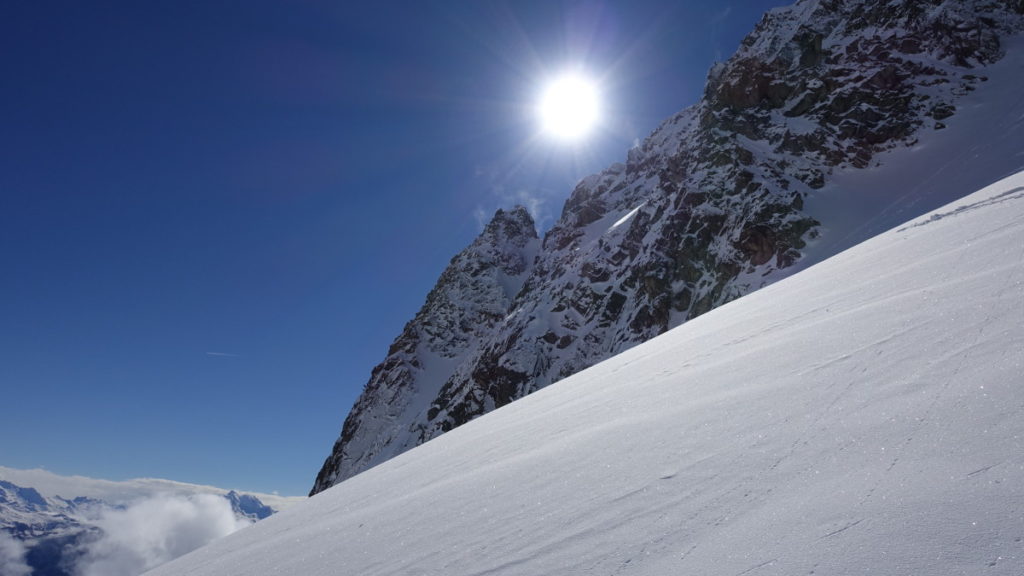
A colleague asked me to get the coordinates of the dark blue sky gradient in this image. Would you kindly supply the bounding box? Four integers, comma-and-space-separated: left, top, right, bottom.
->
1, 1, 784, 495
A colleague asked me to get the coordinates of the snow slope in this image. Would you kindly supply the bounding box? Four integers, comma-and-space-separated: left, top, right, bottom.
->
152, 170, 1024, 575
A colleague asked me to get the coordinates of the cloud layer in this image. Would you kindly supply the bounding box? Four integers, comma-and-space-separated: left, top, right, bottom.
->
0, 532, 32, 576
73, 493, 251, 576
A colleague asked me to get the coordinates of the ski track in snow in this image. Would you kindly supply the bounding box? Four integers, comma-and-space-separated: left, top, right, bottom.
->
149, 169, 1024, 575
899, 187, 1024, 231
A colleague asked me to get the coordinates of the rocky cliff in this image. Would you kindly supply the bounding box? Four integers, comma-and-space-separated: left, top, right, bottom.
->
311, 0, 1024, 495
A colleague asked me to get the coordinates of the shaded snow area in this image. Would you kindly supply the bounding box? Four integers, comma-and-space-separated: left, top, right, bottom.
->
153, 170, 1024, 575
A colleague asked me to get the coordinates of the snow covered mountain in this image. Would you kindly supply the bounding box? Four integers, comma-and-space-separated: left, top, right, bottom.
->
311, 0, 1024, 494
0, 467, 301, 576
151, 166, 1024, 575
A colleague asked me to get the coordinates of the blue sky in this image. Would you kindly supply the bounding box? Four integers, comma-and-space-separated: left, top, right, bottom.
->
1, 1, 783, 496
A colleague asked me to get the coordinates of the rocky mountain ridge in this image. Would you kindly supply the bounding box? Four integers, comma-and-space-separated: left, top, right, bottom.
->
311, 0, 1024, 494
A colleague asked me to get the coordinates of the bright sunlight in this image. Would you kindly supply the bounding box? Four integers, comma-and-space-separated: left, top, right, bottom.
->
537, 73, 600, 142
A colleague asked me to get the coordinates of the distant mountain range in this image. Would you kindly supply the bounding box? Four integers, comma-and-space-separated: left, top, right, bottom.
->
0, 467, 301, 576
312, 0, 1024, 494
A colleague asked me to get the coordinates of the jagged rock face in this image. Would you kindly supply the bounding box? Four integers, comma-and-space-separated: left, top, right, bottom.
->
311, 0, 1024, 495
311, 207, 540, 493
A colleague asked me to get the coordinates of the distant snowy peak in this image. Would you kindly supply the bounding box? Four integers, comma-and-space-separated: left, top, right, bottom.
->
310, 207, 539, 493
0, 481, 48, 512
225, 491, 273, 521
0, 480, 87, 540
311, 0, 1024, 495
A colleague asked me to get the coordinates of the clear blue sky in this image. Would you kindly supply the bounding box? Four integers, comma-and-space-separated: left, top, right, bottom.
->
1, 1, 783, 496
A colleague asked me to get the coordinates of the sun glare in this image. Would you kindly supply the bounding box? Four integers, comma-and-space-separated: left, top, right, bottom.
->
538, 74, 600, 142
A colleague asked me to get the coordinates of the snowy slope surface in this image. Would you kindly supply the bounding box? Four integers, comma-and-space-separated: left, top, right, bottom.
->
152, 170, 1024, 575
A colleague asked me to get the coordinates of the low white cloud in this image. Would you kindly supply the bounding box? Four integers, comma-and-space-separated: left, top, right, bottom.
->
508, 188, 551, 230
710, 5, 735, 61
712, 5, 733, 23
473, 205, 490, 232
0, 532, 32, 576
472, 163, 558, 233
205, 351, 240, 357
73, 493, 251, 576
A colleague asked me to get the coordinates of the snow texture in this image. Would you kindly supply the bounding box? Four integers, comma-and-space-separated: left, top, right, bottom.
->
151, 169, 1024, 576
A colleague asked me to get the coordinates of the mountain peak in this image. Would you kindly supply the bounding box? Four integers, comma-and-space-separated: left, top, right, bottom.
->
482, 205, 538, 243
491, 204, 533, 224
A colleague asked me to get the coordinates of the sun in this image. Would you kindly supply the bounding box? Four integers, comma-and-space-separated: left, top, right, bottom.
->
537, 73, 600, 141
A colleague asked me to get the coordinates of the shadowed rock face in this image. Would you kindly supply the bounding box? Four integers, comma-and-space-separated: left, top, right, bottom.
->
311, 0, 1024, 495
311, 207, 540, 493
